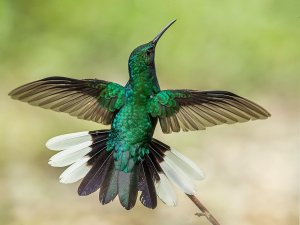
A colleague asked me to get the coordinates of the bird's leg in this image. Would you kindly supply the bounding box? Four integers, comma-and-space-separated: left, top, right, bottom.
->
186, 194, 221, 225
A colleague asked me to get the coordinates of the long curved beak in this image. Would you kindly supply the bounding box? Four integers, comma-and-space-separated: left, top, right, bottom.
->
152, 19, 176, 46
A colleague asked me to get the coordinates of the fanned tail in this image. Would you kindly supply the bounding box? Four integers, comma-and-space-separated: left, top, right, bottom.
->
46, 130, 205, 210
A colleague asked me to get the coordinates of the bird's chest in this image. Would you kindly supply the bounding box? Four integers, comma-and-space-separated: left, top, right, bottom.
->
112, 104, 152, 142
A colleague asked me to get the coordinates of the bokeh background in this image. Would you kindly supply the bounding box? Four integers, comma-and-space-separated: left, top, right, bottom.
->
0, 1, 299, 225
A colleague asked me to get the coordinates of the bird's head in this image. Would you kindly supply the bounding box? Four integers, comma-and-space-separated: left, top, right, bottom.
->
128, 20, 176, 76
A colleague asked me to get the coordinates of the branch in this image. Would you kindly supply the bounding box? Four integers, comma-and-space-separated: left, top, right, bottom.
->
186, 194, 221, 225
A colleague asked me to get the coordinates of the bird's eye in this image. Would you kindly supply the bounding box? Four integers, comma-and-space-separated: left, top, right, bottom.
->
146, 49, 152, 55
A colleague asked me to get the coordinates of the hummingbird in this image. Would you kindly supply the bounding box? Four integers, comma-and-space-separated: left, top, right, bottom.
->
9, 20, 270, 225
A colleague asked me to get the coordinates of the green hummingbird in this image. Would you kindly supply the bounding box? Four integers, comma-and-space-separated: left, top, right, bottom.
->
9, 20, 270, 224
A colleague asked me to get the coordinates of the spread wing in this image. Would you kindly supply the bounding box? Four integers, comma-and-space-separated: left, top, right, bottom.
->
9, 76, 125, 125
147, 90, 271, 133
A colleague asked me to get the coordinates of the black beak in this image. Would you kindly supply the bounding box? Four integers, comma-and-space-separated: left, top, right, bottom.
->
152, 19, 176, 46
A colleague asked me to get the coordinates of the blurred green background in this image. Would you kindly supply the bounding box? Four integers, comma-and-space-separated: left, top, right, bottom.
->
1, 1, 299, 225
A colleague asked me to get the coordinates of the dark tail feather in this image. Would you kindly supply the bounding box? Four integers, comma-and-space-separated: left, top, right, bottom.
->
77, 130, 112, 196
118, 166, 139, 210
100, 156, 159, 209
78, 151, 113, 196
99, 166, 118, 204
138, 159, 158, 209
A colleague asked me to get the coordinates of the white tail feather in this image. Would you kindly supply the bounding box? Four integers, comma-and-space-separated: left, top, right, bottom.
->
46, 131, 91, 151
156, 173, 177, 206
48, 141, 92, 167
160, 160, 196, 195
59, 157, 91, 184
166, 149, 205, 180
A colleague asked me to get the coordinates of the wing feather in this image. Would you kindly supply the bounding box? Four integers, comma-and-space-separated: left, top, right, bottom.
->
9, 76, 125, 125
148, 90, 270, 133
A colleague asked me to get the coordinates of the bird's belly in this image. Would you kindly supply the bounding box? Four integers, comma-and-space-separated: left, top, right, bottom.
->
107, 105, 153, 172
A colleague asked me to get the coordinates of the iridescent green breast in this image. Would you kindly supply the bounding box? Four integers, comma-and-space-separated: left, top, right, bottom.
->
107, 103, 153, 172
